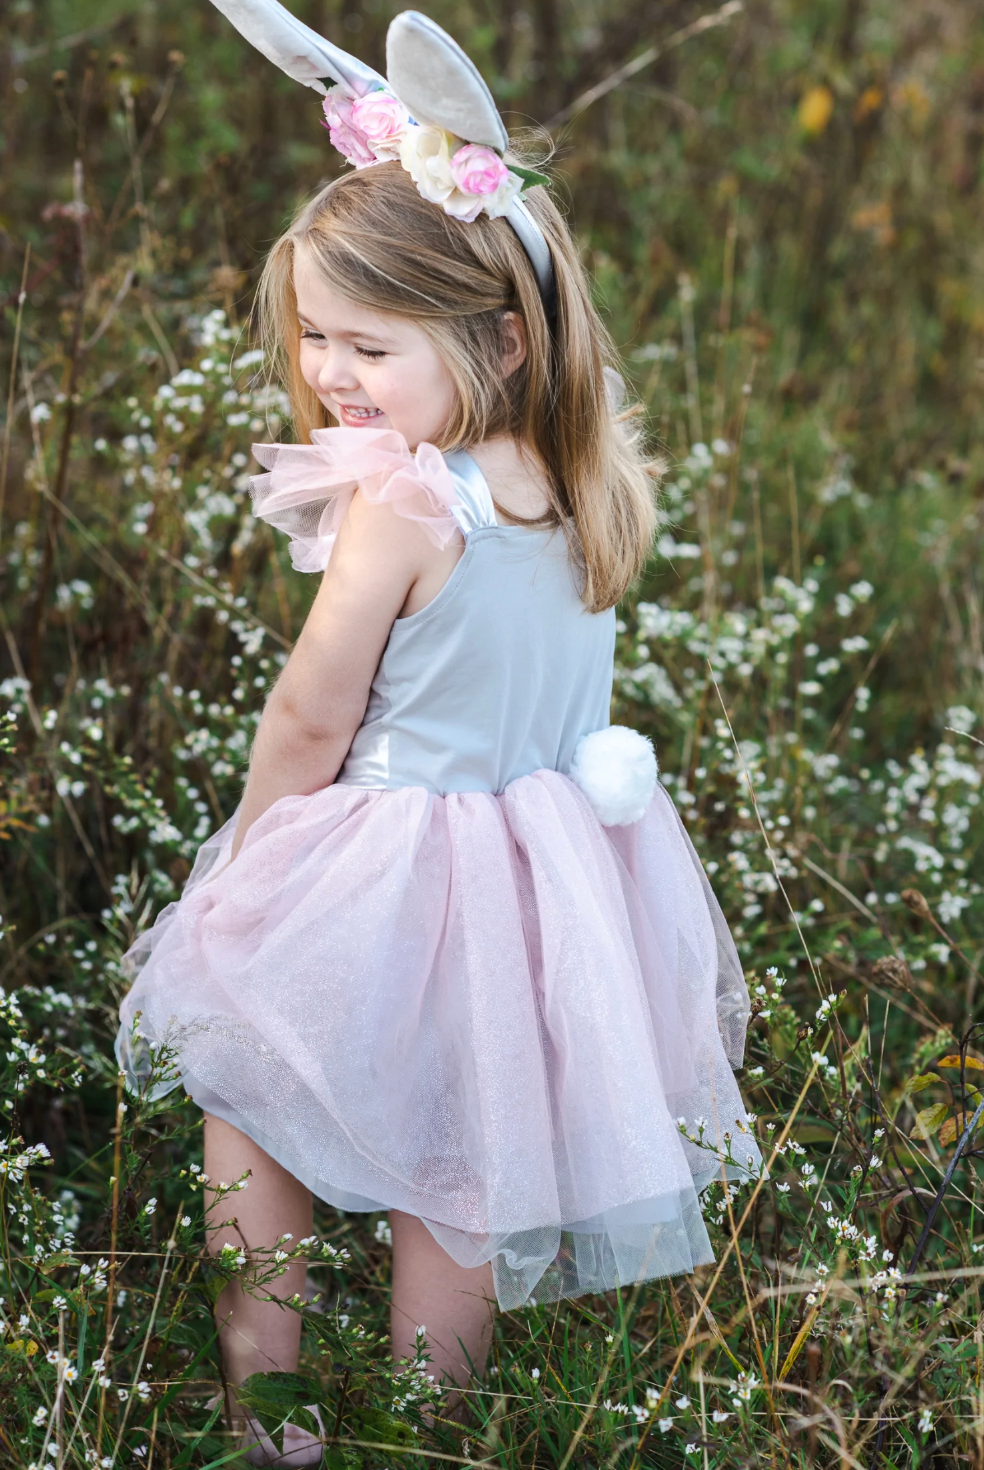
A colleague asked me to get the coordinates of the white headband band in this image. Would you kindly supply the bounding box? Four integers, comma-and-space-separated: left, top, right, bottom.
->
208, 1, 557, 309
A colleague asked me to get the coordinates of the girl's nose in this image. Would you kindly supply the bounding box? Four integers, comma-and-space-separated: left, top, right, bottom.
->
316, 346, 360, 396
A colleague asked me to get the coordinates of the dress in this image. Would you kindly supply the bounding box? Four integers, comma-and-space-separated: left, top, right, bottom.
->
117, 428, 758, 1310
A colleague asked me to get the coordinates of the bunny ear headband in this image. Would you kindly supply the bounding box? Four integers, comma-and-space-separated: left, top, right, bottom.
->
208, 1, 556, 307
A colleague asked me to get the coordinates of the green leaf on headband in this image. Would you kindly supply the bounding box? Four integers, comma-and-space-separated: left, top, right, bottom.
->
509, 164, 552, 190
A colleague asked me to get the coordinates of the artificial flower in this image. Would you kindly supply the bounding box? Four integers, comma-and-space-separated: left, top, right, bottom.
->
351, 91, 409, 161
449, 144, 509, 197
321, 87, 377, 169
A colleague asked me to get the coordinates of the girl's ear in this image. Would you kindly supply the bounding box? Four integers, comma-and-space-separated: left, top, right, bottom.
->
501, 310, 528, 378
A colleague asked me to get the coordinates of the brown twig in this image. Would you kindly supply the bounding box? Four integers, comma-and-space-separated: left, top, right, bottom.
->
10, 14, 135, 64
103, 59, 183, 243
545, 1, 743, 130
82, 266, 137, 352
906, 1091, 984, 1281
710, 665, 821, 984
825, 618, 898, 751
901, 887, 983, 986
0, 243, 31, 558
97, 1076, 125, 1454
28, 158, 88, 680
861, 1060, 926, 1229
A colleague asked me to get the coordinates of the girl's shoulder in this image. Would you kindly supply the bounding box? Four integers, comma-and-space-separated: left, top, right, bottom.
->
248, 428, 494, 574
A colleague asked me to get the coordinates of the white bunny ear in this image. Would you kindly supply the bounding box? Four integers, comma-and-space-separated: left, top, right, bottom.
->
208, 0, 387, 96
386, 11, 508, 150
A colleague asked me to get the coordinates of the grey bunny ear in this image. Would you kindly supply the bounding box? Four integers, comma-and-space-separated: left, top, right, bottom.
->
209, 0, 387, 96
604, 368, 628, 412
386, 11, 508, 150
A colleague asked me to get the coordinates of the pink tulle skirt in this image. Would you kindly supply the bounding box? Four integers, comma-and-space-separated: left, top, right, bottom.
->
118, 771, 757, 1309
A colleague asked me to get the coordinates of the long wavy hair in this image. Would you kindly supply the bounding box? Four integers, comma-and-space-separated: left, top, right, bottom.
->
256, 163, 659, 612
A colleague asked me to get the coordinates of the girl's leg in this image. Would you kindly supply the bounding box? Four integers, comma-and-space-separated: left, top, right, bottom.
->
390, 1209, 496, 1403
204, 1114, 319, 1461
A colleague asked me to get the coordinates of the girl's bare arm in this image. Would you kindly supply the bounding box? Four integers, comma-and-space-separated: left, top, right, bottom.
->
231, 491, 459, 857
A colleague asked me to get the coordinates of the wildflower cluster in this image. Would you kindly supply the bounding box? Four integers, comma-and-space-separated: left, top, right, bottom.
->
2, 978, 87, 1111
616, 485, 983, 968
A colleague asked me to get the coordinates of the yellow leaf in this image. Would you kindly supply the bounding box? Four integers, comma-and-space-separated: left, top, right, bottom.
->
937, 1055, 984, 1072
911, 1103, 949, 1140
798, 85, 834, 136
939, 1111, 984, 1147
854, 86, 883, 122
906, 1073, 938, 1094
940, 1116, 962, 1147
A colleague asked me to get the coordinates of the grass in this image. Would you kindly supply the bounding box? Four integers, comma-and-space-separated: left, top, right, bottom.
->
2, 0, 983, 1464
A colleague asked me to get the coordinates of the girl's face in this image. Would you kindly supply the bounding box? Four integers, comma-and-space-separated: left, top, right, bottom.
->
294, 244, 457, 447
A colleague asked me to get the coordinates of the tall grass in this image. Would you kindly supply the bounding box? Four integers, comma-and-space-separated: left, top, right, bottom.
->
2, 0, 983, 1464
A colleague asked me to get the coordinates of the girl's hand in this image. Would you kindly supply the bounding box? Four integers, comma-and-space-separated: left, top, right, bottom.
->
230, 488, 461, 857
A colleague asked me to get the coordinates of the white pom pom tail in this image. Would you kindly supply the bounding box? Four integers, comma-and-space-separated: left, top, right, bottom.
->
569, 725, 658, 827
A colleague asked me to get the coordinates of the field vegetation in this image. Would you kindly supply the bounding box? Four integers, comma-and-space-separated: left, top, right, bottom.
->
1, 0, 983, 1465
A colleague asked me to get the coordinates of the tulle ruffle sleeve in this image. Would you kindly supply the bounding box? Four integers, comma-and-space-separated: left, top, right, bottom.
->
249, 427, 463, 573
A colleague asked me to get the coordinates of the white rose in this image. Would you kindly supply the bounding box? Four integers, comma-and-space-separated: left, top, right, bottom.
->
441, 187, 487, 223
399, 126, 455, 205
480, 169, 523, 220
399, 125, 523, 223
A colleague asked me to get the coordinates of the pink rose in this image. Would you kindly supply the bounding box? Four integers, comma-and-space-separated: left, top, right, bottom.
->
321, 86, 376, 169
351, 91, 409, 161
448, 144, 509, 198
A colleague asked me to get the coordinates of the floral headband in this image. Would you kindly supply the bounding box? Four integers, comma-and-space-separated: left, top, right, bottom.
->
208, 2, 556, 306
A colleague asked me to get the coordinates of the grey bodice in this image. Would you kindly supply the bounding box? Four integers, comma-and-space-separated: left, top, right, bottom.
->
337, 451, 616, 795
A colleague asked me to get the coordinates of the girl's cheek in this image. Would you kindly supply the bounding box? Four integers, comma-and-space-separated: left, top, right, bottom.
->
298, 347, 319, 389
369, 368, 398, 407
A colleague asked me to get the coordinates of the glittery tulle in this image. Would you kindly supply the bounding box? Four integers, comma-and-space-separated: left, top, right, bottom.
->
117, 772, 758, 1309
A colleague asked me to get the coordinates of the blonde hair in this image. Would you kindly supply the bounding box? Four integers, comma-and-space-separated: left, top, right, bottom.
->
257, 163, 658, 612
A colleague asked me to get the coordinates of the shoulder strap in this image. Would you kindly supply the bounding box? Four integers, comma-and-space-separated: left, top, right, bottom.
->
443, 449, 498, 534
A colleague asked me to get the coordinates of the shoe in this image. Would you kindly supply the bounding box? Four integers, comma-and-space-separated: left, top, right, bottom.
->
239, 1405, 325, 1467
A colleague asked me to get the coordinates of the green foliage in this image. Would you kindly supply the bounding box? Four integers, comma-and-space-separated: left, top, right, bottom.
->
2, 0, 984, 1465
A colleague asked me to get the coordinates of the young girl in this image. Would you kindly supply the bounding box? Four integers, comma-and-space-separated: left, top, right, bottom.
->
118, 8, 756, 1463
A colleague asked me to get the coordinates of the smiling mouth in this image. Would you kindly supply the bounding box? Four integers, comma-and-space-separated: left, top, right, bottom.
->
336, 404, 384, 421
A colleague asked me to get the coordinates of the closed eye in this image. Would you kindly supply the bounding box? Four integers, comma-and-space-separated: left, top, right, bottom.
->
355, 346, 386, 361
300, 328, 325, 342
